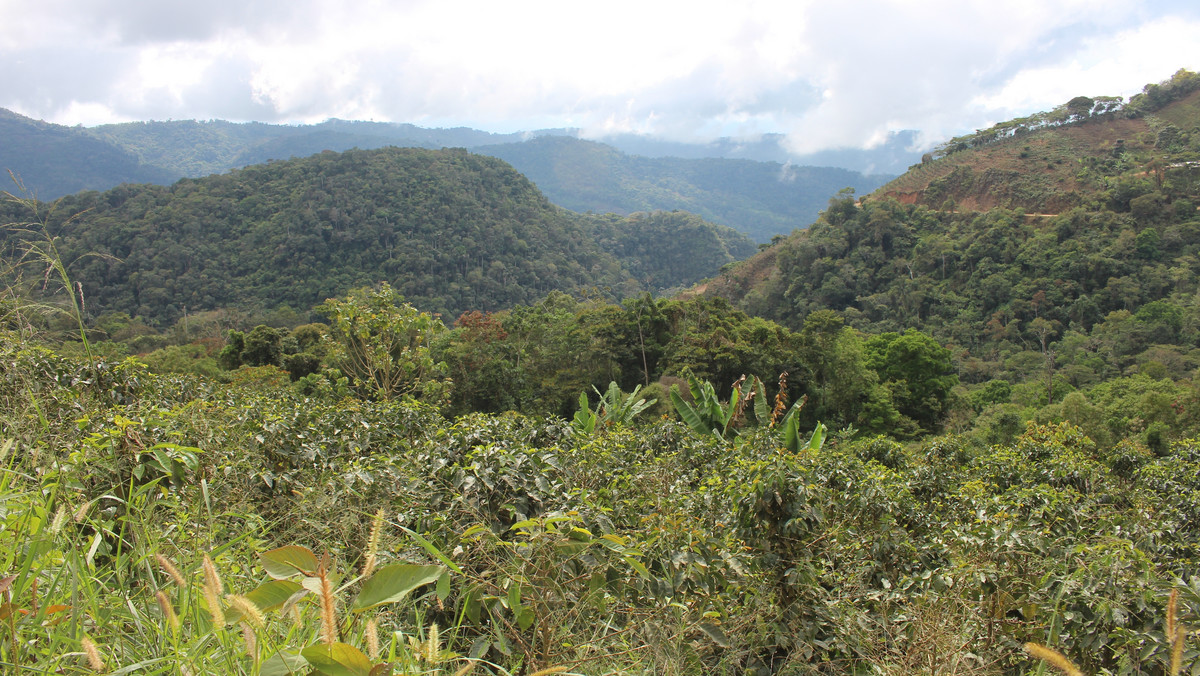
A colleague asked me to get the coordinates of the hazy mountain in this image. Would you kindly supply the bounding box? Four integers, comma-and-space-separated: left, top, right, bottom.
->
477, 136, 889, 242
596, 129, 923, 175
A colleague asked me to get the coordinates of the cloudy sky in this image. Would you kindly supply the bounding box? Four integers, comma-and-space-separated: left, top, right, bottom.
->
3, 0, 1199, 154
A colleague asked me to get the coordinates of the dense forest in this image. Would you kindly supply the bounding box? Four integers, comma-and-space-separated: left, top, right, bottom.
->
2, 72, 1200, 675
0, 147, 753, 326
706, 70, 1200, 451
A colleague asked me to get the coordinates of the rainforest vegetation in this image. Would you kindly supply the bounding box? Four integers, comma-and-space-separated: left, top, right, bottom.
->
2, 72, 1200, 675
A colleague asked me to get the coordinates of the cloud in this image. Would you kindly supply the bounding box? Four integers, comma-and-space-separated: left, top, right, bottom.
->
0, 0, 1197, 153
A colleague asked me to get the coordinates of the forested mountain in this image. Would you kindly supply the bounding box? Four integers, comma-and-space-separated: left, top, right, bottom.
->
83, 118, 543, 179
478, 136, 888, 242
1, 147, 753, 326
0, 108, 177, 198
1, 110, 886, 241
705, 69, 1200, 446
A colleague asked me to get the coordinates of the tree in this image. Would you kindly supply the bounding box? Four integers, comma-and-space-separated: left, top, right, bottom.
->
318, 283, 451, 404
1066, 96, 1095, 121
865, 329, 957, 432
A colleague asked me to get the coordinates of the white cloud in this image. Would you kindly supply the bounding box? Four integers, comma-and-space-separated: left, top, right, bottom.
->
1, 0, 1198, 152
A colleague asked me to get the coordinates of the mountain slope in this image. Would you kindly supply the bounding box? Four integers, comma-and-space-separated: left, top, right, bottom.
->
0, 109, 178, 198
477, 136, 889, 242
875, 69, 1200, 214
2, 111, 890, 241
705, 71, 1200, 390
2, 147, 753, 326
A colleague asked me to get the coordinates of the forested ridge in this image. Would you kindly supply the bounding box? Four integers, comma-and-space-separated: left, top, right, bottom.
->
0, 146, 754, 326
1, 110, 887, 242
0, 108, 177, 197
705, 69, 1200, 450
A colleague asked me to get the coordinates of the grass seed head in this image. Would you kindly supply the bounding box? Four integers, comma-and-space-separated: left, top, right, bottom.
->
80, 635, 106, 671
1024, 642, 1084, 676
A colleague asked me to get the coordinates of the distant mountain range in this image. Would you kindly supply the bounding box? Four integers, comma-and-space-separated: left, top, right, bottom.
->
1, 111, 903, 241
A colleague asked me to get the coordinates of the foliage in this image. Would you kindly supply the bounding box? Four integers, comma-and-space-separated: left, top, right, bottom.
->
481, 136, 888, 243
2, 338, 1200, 673
317, 283, 452, 404
0, 146, 752, 326
571, 381, 657, 436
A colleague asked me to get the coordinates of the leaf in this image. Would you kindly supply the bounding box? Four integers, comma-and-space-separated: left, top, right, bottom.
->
624, 556, 650, 579
260, 545, 320, 579
246, 580, 305, 611
397, 525, 463, 574
753, 376, 769, 425
350, 564, 444, 612
516, 607, 535, 631
435, 571, 450, 602
698, 622, 730, 648
464, 589, 482, 624
670, 385, 706, 436
261, 650, 309, 676
782, 413, 800, 453
301, 642, 375, 676
807, 422, 827, 451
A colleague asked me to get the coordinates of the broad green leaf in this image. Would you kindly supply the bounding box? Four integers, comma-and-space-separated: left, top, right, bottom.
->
516, 607, 535, 631
436, 571, 450, 601
507, 583, 522, 612
464, 589, 481, 624
246, 580, 305, 611
670, 385, 706, 435
261, 545, 319, 579
261, 650, 309, 676
350, 563, 444, 612
723, 386, 739, 430
624, 556, 650, 579
782, 413, 800, 453
807, 422, 827, 450
301, 642, 374, 676
753, 376, 769, 425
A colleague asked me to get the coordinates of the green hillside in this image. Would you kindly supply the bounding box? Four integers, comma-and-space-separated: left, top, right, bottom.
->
1, 147, 753, 326
704, 69, 1200, 447
0, 109, 178, 197
2, 111, 888, 241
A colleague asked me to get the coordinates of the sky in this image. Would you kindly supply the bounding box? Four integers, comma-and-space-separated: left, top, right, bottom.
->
3, 0, 1200, 155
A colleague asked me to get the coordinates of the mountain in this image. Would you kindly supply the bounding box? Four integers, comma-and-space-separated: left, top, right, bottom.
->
701, 70, 1200, 434
83, 118, 554, 178
1, 147, 754, 326
596, 129, 923, 175
0, 109, 177, 198
1, 110, 890, 241
476, 136, 889, 242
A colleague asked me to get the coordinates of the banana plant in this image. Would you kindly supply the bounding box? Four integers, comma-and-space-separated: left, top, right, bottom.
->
572, 381, 657, 435
670, 374, 826, 451
669, 374, 764, 440
594, 381, 657, 426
